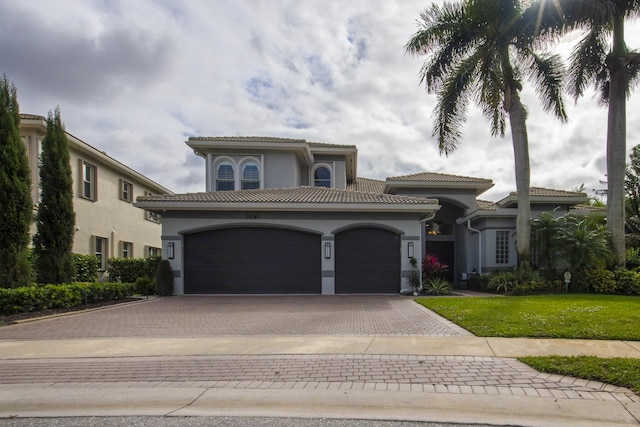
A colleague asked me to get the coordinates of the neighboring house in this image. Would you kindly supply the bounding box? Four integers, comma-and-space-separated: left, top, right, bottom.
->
135, 136, 589, 295
20, 114, 173, 272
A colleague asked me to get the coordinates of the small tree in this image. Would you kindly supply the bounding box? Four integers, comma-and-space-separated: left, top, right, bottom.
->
155, 259, 174, 296
0, 75, 32, 288
33, 107, 76, 283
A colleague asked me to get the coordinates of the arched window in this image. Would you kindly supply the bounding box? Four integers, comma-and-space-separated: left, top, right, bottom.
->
241, 161, 260, 190
314, 166, 331, 188
216, 162, 235, 191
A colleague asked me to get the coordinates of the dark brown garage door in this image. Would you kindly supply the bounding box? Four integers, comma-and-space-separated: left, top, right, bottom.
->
335, 227, 401, 293
184, 227, 321, 294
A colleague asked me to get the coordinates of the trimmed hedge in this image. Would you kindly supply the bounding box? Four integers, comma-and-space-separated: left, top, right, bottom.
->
107, 257, 161, 284
0, 282, 135, 315
74, 254, 100, 282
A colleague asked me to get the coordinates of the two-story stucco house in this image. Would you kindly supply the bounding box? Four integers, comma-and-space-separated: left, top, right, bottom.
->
20, 114, 173, 272
135, 136, 589, 295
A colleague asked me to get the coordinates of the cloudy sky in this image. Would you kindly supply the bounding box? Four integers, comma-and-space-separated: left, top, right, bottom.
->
2, 0, 639, 201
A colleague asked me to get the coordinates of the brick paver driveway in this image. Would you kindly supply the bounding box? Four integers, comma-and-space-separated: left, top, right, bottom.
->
0, 295, 469, 339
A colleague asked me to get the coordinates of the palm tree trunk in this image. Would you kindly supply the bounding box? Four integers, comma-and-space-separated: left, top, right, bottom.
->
607, 12, 628, 267
507, 88, 532, 268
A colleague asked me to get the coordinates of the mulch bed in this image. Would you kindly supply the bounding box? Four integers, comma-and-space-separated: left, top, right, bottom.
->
0, 297, 142, 325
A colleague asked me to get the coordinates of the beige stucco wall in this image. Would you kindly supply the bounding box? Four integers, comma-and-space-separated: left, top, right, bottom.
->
20, 116, 171, 262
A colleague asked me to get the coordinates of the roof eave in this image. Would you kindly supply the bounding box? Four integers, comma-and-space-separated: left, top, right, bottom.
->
185, 140, 314, 167
134, 201, 440, 213
384, 180, 494, 195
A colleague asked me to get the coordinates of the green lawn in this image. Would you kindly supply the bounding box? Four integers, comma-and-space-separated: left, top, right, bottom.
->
520, 356, 640, 394
416, 294, 640, 393
416, 294, 640, 340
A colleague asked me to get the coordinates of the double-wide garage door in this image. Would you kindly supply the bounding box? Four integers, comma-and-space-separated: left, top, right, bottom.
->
183, 226, 401, 294
184, 227, 321, 294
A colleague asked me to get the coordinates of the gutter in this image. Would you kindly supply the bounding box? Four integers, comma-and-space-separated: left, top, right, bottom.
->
456, 217, 482, 275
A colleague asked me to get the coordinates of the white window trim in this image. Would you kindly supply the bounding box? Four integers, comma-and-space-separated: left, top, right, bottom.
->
239, 157, 263, 190
80, 160, 97, 201
311, 163, 333, 188
495, 230, 510, 264
214, 157, 237, 191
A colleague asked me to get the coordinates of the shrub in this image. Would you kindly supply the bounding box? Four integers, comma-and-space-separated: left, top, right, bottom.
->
108, 257, 162, 285
626, 247, 640, 270
74, 254, 99, 282
468, 274, 490, 291
135, 276, 154, 296
155, 260, 174, 296
0, 282, 135, 315
422, 277, 452, 295
487, 271, 517, 293
422, 253, 448, 283
570, 268, 614, 293
613, 269, 640, 296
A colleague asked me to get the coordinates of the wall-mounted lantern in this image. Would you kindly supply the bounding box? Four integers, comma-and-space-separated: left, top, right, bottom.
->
167, 242, 175, 259
324, 242, 331, 259
408, 241, 414, 259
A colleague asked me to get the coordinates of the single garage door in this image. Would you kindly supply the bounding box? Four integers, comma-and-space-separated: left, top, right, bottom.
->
335, 227, 401, 293
184, 227, 321, 294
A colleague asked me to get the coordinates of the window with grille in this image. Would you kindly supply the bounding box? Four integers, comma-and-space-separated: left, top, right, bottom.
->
241, 162, 260, 189
216, 163, 235, 191
496, 231, 509, 264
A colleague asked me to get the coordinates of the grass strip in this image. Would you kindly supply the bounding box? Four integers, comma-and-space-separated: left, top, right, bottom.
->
519, 356, 640, 394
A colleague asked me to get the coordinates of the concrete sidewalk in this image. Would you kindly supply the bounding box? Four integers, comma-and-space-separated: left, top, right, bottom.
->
0, 297, 639, 425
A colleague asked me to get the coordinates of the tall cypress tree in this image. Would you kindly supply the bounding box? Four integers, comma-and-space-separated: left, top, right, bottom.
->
33, 107, 76, 284
0, 75, 32, 288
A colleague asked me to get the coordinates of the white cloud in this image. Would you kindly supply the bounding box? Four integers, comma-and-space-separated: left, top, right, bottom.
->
3, 0, 639, 201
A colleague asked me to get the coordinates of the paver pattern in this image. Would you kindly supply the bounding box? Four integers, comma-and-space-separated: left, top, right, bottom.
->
0, 296, 638, 406
0, 355, 635, 402
0, 296, 467, 339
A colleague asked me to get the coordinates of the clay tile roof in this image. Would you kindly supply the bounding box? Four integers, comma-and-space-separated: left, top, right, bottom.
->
476, 199, 497, 211
307, 141, 357, 149
187, 136, 307, 144
523, 187, 587, 197
138, 186, 437, 205
386, 171, 492, 184
20, 113, 45, 121
346, 177, 386, 194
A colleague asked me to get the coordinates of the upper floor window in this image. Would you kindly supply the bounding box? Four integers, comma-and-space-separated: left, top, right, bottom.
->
241, 161, 260, 190
314, 166, 331, 188
216, 163, 235, 191
496, 230, 510, 264
120, 179, 133, 202
82, 161, 97, 201
144, 191, 161, 223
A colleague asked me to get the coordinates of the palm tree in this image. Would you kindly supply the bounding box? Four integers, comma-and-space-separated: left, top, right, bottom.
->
532, 0, 640, 266
557, 214, 613, 271
405, 0, 567, 268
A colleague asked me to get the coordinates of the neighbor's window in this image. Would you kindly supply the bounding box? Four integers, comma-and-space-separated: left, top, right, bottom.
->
496, 231, 510, 264
95, 236, 107, 270
120, 180, 133, 202
147, 246, 161, 258
82, 161, 97, 201
314, 166, 331, 188
122, 241, 133, 258
241, 161, 260, 189
216, 162, 235, 191
144, 191, 161, 223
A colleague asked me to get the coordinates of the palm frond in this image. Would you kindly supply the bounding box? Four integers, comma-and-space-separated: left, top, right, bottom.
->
524, 50, 567, 121
568, 27, 610, 100
476, 46, 507, 136
433, 54, 480, 155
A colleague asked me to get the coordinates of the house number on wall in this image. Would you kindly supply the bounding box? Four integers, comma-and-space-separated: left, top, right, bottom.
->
245, 213, 259, 219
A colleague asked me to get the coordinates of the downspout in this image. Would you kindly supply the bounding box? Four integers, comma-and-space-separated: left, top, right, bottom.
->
466, 220, 482, 275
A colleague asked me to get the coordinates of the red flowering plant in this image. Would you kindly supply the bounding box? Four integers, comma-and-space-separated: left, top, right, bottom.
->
422, 253, 448, 283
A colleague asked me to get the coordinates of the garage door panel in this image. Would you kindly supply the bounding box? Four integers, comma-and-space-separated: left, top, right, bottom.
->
184, 227, 321, 294
335, 227, 400, 294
